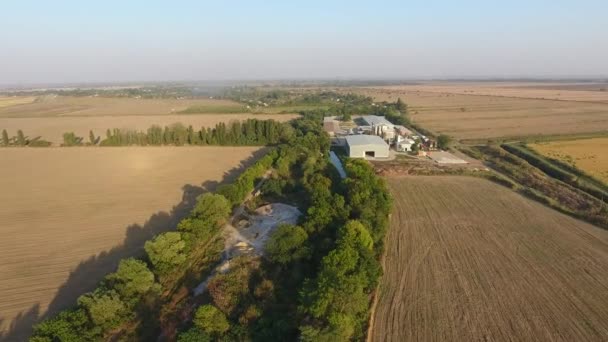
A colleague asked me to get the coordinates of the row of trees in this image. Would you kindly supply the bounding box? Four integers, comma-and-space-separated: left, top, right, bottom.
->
1, 129, 51, 147
99, 120, 292, 146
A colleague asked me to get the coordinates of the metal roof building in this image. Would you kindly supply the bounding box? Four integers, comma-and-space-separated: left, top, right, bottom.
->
362, 115, 394, 127
345, 135, 389, 159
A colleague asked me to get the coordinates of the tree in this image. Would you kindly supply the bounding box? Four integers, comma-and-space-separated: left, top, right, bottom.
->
341, 112, 352, 122
177, 328, 212, 342
437, 134, 452, 150
266, 225, 310, 264
144, 232, 187, 275
77, 288, 131, 331
338, 220, 373, 251
191, 193, 231, 226
1, 129, 8, 146
62, 132, 83, 146
105, 258, 156, 302
411, 141, 420, 154
193, 305, 230, 335
89, 130, 98, 145
395, 97, 408, 113
16, 129, 26, 146
31, 309, 93, 342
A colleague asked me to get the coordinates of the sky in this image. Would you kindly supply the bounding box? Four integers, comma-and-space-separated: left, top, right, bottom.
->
1, 0, 607, 84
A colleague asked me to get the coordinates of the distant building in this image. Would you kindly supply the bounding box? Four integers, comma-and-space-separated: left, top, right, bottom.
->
345, 135, 389, 159
396, 138, 416, 152
395, 125, 413, 136
362, 115, 395, 143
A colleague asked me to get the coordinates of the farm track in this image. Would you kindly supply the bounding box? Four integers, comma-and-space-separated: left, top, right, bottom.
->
372, 176, 608, 341
0, 146, 265, 340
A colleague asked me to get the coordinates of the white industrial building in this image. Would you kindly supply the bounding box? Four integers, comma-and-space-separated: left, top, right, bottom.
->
345, 135, 389, 159
361, 115, 395, 143
396, 137, 416, 152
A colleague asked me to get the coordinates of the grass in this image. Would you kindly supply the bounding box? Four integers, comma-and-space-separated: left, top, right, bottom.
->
468, 144, 608, 228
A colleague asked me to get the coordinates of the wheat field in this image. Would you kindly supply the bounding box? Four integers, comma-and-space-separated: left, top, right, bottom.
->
531, 138, 608, 183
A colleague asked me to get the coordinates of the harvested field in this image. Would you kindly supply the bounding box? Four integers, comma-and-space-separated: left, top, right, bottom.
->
372, 176, 608, 341
356, 86, 608, 141
0, 96, 36, 109
531, 138, 608, 183
0, 113, 299, 145
377, 82, 608, 103
0, 96, 247, 118
0, 146, 265, 340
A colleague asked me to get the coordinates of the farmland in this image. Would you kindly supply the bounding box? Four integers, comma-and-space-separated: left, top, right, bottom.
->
355, 83, 608, 141
0, 95, 299, 144
0, 95, 248, 118
379, 82, 608, 103
0, 113, 299, 145
530, 137, 608, 183
0, 146, 265, 339
0, 97, 37, 109
372, 176, 608, 341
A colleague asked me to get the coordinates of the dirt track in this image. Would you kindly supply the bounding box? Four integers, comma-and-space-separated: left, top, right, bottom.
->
372, 176, 608, 341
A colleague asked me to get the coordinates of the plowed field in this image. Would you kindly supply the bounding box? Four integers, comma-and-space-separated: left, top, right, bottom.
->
372, 176, 608, 341
0, 146, 264, 340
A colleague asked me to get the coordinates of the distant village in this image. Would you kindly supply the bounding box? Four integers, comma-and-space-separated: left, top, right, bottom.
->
324, 115, 467, 164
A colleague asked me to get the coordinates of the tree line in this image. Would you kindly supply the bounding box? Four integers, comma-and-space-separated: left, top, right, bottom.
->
1, 129, 51, 147
60, 120, 291, 147
29, 109, 393, 341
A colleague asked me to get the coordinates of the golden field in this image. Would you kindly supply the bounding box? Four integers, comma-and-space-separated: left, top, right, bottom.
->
372, 176, 608, 341
0, 146, 265, 339
355, 84, 608, 141
530, 137, 608, 183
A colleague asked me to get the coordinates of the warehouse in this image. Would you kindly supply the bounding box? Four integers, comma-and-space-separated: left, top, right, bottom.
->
345, 135, 389, 159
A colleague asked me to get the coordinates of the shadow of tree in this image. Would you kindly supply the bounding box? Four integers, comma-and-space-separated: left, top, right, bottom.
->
0, 148, 268, 342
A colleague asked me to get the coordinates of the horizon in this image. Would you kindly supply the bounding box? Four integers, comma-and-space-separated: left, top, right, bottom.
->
1, 1, 607, 84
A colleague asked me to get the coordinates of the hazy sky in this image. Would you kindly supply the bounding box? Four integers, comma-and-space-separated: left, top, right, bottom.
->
1, 0, 607, 84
